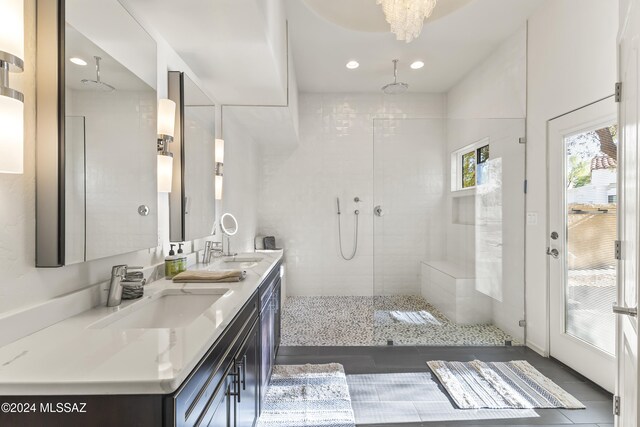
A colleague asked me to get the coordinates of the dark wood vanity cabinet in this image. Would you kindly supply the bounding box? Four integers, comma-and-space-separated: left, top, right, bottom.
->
259, 264, 282, 405
166, 261, 282, 427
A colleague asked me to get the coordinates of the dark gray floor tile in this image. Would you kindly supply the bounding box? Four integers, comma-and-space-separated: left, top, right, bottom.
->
555, 381, 612, 401
559, 401, 614, 424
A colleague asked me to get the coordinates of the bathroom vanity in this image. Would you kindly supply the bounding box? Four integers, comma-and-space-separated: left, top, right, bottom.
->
0, 252, 283, 427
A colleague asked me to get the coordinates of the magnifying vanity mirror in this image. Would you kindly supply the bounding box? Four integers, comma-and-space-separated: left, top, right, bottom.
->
167, 71, 216, 242
220, 213, 238, 257
220, 213, 238, 236
36, 0, 158, 267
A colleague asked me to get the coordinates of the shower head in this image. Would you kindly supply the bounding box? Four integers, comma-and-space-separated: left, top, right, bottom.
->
382, 59, 408, 95
81, 56, 116, 92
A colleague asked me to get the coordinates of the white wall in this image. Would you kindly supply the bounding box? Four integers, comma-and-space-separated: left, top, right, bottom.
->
0, 0, 261, 317
257, 93, 446, 296
448, 27, 527, 120
526, 0, 618, 355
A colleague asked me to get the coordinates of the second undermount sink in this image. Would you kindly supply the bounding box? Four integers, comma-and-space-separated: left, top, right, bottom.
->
210, 255, 264, 270
91, 289, 229, 329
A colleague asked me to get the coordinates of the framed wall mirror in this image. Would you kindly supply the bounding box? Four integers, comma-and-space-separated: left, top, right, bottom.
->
167, 71, 216, 242
36, 0, 158, 267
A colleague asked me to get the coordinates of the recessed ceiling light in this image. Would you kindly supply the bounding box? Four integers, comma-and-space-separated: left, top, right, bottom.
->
410, 61, 425, 70
346, 60, 359, 69
70, 57, 88, 66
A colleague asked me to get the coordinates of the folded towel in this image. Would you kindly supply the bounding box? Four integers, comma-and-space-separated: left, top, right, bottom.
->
172, 270, 246, 283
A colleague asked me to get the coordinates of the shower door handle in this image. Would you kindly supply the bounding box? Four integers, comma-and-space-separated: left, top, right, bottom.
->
374, 205, 384, 217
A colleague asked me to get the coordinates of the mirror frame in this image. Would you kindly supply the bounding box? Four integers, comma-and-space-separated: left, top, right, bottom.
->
167, 71, 216, 242
35, 0, 158, 267
168, 71, 185, 241
36, 0, 65, 267
220, 213, 238, 236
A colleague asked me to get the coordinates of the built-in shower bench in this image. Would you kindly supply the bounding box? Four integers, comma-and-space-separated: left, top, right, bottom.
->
420, 260, 492, 325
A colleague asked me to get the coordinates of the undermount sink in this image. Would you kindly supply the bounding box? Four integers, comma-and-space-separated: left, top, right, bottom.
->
209, 255, 264, 270
91, 289, 229, 329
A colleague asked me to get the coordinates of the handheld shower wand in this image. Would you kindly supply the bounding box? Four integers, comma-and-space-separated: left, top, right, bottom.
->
336, 196, 359, 261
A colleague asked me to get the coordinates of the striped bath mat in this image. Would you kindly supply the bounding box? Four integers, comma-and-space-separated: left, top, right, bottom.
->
427, 360, 585, 410
257, 363, 356, 427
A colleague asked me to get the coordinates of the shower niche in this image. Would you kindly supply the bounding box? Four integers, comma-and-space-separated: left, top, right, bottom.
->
36, 0, 158, 266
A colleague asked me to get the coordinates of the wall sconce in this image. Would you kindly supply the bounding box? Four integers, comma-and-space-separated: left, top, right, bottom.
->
157, 98, 176, 192
0, 0, 24, 174
215, 138, 224, 200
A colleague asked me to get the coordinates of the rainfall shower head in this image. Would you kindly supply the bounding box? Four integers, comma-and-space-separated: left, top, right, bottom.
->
382, 59, 408, 95
81, 56, 116, 92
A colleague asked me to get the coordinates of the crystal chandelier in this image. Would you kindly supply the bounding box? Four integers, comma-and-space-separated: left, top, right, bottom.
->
377, 0, 437, 43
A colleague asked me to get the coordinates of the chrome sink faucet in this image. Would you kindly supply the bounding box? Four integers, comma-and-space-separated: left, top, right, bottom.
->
202, 241, 223, 263
107, 265, 146, 307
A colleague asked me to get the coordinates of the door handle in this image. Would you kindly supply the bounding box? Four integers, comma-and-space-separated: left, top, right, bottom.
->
613, 303, 638, 317
546, 247, 559, 258
374, 205, 384, 217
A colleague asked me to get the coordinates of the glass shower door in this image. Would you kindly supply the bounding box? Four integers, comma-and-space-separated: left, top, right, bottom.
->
372, 118, 526, 346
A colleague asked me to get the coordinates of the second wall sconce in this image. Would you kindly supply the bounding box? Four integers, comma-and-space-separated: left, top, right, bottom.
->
0, 0, 25, 174
215, 137, 224, 200
157, 98, 176, 193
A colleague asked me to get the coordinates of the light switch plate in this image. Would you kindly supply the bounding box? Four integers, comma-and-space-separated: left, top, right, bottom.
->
526, 212, 538, 225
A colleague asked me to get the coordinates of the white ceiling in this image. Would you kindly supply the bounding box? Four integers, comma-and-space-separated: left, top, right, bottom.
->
122, 0, 288, 105
286, 0, 543, 93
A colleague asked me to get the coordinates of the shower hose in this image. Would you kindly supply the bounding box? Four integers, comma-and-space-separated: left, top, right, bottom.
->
337, 204, 360, 261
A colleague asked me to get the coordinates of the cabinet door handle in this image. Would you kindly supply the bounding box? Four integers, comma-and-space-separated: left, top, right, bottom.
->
242, 355, 247, 390
226, 383, 231, 427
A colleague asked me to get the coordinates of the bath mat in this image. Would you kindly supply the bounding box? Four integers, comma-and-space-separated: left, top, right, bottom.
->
257, 363, 356, 427
427, 360, 585, 409
389, 310, 441, 325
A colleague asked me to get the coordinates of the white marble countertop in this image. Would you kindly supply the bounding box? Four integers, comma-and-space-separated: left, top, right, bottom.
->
0, 251, 283, 396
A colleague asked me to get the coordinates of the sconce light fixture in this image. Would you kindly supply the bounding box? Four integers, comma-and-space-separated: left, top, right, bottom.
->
157, 98, 176, 192
0, 0, 24, 174
215, 138, 224, 200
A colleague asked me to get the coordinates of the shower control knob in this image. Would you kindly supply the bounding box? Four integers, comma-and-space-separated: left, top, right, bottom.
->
374, 205, 384, 217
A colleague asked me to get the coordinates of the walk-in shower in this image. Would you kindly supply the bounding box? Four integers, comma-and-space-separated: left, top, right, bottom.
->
279, 115, 526, 347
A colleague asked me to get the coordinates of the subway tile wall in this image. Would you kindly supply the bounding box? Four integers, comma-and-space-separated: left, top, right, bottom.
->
257, 93, 446, 296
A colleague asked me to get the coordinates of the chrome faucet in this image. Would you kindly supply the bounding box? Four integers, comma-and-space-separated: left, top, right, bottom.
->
107, 265, 146, 307
202, 240, 223, 263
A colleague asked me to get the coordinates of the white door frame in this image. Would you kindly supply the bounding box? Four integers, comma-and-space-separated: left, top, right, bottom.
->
616, 0, 639, 423
547, 97, 617, 392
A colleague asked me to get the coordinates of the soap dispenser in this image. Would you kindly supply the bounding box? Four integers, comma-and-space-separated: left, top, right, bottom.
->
177, 243, 187, 273
165, 244, 179, 278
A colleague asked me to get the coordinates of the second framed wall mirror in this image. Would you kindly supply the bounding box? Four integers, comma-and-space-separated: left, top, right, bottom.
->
167, 71, 216, 242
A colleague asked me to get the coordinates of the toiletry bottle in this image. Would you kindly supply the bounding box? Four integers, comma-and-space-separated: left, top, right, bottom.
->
177, 243, 187, 273
165, 244, 179, 278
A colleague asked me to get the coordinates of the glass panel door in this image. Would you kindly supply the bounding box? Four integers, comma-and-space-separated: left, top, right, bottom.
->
548, 96, 617, 391
564, 124, 618, 354
372, 118, 526, 346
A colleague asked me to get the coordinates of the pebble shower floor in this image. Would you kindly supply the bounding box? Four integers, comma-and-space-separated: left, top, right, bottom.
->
281, 295, 519, 347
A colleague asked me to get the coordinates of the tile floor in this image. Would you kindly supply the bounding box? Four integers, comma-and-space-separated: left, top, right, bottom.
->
281, 296, 520, 346
276, 346, 614, 426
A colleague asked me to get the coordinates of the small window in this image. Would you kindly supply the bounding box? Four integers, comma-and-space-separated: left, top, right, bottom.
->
452, 138, 490, 191
462, 151, 476, 188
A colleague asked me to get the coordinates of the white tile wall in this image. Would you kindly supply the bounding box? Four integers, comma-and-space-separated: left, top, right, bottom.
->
257, 93, 446, 296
